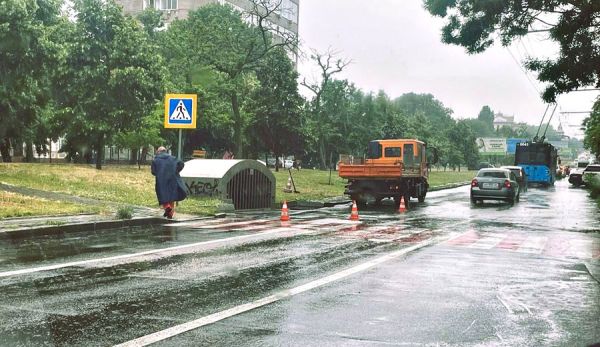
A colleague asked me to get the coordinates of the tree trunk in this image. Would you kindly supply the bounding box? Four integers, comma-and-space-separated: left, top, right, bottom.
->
96, 135, 104, 170
25, 142, 34, 162
129, 148, 137, 165
13, 138, 23, 157
231, 92, 243, 158
140, 147, 149, 166
0, 137, 11, 162
318, 138, 327, 170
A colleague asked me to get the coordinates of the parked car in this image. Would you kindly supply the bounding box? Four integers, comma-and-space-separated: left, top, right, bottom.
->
470, 168, 520, 204
568, 160, 590, 186
582, 164, 600, 186
500, 166, 528, 192
477, 162, 495, 169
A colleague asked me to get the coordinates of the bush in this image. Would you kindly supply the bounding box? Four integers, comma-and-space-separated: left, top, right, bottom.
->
116, 206, 134, 220
587, 175, 600, 199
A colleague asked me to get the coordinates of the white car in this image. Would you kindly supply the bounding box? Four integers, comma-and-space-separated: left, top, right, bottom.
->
582, 164, 600, 186
283, 159, 293, 169
569, 160, 590, 186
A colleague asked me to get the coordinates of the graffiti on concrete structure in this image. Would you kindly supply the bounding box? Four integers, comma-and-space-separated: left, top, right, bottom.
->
185, 179, 220, 197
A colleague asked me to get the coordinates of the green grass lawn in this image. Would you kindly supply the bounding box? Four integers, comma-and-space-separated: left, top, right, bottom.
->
0, 163, 474, 217
0, 190, 105, 218
0, 163, 219, 217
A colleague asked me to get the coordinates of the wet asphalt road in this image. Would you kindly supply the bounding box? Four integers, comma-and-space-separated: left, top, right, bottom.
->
0, 181, 599, 346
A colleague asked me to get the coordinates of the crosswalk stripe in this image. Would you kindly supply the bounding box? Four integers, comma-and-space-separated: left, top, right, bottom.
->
518, 236, 547, 254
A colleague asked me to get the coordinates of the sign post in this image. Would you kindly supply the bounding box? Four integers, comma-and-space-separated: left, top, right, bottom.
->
164, 94, 198, 160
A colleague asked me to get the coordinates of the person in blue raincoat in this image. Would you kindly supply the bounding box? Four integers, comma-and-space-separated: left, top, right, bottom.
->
151, 146, 187, 219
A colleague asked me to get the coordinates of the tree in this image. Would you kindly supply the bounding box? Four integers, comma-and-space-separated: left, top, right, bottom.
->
0, 0, 63, 162
166, 2, 297, 158
447, 120, 480, 170
137, 7, 164, 39
477, 106, 494, 129
583, 98, 600, 158
54, 0, 165, 169
393, 93, 455, 130
301, 49, 351, 169
247, 48, 304, 170
114, 106, 165, 168
424, 0, 600, 102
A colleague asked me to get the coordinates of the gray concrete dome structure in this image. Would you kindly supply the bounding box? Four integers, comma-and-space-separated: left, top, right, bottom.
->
179, 159, 275, 210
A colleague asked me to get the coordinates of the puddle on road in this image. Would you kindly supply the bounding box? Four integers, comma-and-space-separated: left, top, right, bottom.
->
0, 224, 255, 273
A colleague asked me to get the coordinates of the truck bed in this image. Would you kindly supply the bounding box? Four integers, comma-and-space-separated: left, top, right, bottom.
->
338, 163, 403, 179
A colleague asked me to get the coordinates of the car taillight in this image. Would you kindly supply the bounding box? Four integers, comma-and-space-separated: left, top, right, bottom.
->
504, 180, 511, 188
471, 179, 478, 187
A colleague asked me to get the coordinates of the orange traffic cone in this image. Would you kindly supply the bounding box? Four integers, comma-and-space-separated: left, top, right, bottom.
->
349, 201, 360, 221
398, 196, 407, 213
280, 200, 290, 221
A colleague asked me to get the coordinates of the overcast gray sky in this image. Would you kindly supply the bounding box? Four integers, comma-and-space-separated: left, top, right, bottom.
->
297, 0, 598, 139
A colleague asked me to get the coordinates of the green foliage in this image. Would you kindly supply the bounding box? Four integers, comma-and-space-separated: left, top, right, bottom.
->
116, 205, 133, 220
0, 0, 63, 162
424, 0, 600, 102
247, 48, 304, 161
477, 106, 494, 129
53, 0, 165, 169
583, 98, 600, 157
137, 7, 163, 38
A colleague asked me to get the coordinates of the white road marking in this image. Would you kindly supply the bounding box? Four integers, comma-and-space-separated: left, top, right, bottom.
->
114, 239, 436, 347
466, 233, 504, 250
461, 319, 477, 334
564, 239, 593, 259
1, 219, 365, 278
519, 236, 547, 254
496, 294, 513, 314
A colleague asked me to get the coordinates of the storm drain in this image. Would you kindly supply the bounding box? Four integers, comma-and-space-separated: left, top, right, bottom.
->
226, 168, 273, 209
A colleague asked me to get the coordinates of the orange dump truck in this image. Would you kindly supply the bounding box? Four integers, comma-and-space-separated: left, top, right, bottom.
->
338, 139, 430, 207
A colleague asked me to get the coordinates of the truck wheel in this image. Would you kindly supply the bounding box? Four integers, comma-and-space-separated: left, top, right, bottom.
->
403, 194, 410, 209
418, 193, 426, 203
351, 196, 367, 207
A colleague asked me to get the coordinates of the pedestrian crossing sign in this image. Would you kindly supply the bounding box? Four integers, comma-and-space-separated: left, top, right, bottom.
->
164, 94, 197, 129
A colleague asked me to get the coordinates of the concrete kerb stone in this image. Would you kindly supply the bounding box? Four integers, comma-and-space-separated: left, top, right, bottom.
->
0, 217, 178, 239
428, 181, 471, 192
294, 182, 472, 209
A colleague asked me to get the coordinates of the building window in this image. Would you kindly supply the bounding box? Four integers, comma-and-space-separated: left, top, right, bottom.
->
159, 0, 177, 10
145, 0, 177, 10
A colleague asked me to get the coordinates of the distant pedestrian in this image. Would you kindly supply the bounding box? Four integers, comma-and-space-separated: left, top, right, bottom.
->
223, 148, 234, 159
151, 146, 187, 219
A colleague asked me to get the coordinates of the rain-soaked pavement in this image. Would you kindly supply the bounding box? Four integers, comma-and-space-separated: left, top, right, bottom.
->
0, 181, 599, 346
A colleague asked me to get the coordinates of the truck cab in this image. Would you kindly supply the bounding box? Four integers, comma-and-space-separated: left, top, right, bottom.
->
365, 139, 427, 177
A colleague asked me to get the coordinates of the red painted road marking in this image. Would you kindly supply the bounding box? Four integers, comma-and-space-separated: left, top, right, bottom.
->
446, 230, 480, 246
496, 234, 527, 250
397, 231, 434, 244
543, 235, 571, 257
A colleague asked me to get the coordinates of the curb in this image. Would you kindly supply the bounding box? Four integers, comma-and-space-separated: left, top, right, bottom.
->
429, 181, 471, 192
0, 217, 177, 239
286, 182, 471, 208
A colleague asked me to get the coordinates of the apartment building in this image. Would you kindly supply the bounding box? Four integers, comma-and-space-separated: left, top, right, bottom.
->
117, 0, 299, 45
